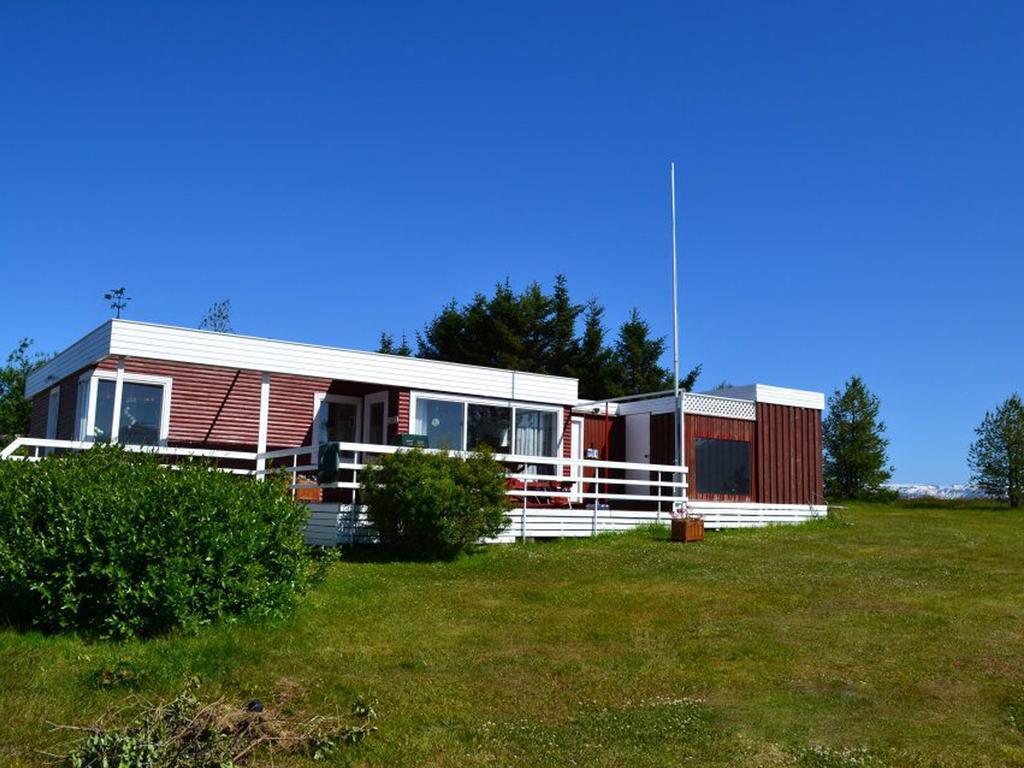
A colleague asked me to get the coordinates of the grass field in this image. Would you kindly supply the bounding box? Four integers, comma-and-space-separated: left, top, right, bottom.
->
2, 502, 1024, 767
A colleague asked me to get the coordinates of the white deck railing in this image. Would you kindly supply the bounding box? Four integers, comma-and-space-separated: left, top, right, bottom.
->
0, 435, 687, 507
0, 437, 824, 541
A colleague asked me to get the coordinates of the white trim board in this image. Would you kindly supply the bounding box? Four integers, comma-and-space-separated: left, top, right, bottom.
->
27, 320, 578, 405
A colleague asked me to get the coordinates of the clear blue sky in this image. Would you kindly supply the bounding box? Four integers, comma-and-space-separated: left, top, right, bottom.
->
1, 2, 1021, 484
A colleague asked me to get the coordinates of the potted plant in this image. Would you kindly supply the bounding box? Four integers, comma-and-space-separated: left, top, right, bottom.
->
670, 505, 704, 543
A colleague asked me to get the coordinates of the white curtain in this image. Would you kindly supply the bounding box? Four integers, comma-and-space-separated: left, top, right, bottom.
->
515, 409, 556, 457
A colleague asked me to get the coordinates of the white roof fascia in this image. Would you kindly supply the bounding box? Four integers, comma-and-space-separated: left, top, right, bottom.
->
24, 322, 113, 398
103, 320, 577, 405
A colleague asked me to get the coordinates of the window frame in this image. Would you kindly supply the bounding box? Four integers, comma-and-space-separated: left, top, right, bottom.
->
408, 390, 564, 459
693, 435, 753, 500
311, 393, 363, 456
45, 387, 61, 441
76, 368, 173, 446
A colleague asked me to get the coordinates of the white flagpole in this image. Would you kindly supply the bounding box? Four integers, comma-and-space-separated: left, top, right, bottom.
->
670, 162, 685, 504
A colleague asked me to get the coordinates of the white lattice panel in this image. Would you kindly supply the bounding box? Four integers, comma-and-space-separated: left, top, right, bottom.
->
683, 393, 756, 420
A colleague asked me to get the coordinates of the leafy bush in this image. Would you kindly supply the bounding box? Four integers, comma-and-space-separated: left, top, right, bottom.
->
0, 446, 311, 638
360, 449, 511, 557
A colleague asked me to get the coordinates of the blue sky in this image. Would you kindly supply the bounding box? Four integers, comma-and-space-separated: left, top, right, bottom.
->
1, 2, 1021, 484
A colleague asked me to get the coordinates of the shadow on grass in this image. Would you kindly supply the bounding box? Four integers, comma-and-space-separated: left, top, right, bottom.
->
335, 542, 491, 565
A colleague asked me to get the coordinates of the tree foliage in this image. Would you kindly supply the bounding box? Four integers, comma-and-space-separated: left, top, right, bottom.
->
823, 376, 893, 499
360, 449, 511, 557
385, 275, 700, 399
199, 299, 233, 333
0, 338, 50, 440
377, 331, 411, 356
0, 446, 310, 638
968, 393, 1024, 507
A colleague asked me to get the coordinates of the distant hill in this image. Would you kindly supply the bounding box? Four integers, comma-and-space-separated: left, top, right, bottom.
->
887, 483, 989, 500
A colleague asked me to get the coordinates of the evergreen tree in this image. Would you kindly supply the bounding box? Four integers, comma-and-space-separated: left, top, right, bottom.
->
676, 363, 703, 393
414, 276, 700, 399
968, 393, 1024, 507
377, 332, 396, 354
0, 339, 50, 440
545, 274, 582, 376
823, 376, 893, 499
378, 331, 413, 356
609, 309, 672, 396
573, 299, 614, 400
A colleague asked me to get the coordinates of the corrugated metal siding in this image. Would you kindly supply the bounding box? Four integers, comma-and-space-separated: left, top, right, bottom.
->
756, 403, 823, 505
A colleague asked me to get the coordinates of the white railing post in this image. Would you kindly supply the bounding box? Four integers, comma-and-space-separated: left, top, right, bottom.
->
291, 453, 298, 499
521, 480, 528, 543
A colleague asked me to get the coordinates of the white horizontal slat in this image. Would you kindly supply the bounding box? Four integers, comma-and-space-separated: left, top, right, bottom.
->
25, 322, 113, 398
108, 320, 577, 405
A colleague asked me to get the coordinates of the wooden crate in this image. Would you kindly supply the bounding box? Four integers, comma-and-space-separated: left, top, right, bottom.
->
671, 517, 704, 543
295, 486, 323, 503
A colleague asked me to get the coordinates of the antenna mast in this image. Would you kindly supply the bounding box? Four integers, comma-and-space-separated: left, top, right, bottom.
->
670, 163, 685, 502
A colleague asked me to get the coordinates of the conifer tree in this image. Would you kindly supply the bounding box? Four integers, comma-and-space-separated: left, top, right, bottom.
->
610, 309, 672, 396
414, 276, 700, 399
968, 393, 1024, 507
823, 376, 893, 499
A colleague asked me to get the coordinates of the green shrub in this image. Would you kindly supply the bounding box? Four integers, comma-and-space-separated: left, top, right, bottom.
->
0, 446, 311, 638
360, 449, 511, 557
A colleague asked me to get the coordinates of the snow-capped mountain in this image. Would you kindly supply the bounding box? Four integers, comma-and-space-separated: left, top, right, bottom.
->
886, 483, 988, 500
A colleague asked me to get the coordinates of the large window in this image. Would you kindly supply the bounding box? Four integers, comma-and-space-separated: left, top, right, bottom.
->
695, 438, 751, 496
117, 382, 165, 445
414, 398, 464, 450
78, 372, 170, 446
410, 395, 561, 467
467, 403, 511, 452
93, 380, 116, 443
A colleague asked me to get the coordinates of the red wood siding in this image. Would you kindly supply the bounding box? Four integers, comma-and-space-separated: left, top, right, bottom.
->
29, 392, 48, 438
650, 413, 755, 501
266, 373, 330, 449
581, 413, 624, 462
755, 403, 824, 505
391, 390, 410, 438
560, 408, 572, 474
685, 414, 755, 502
56, 378, 78, 440
98, 357, 265, 447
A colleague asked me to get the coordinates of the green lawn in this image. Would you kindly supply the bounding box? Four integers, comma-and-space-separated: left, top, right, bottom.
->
3, 503, 1024, 767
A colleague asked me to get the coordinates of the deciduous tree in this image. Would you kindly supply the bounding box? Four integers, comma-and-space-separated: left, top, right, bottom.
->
199, 299, 233, 333
0, 339, 50, 440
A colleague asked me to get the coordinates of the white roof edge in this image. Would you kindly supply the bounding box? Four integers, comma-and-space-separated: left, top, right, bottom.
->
711, 384, 825, 410
110, 320, 577, 383
575, 383, 825, 415
24, 321, 114, 398
27, 319, 578, 405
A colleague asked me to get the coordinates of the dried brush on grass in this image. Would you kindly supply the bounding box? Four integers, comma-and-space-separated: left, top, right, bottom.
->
43, 680, 376, 767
